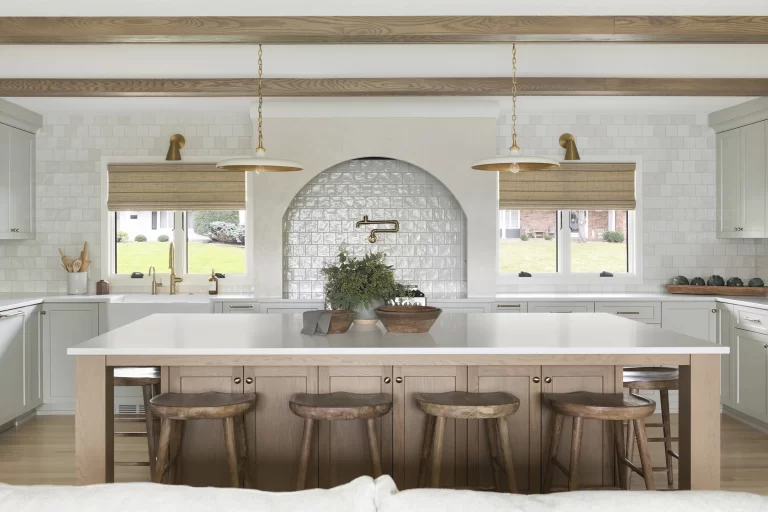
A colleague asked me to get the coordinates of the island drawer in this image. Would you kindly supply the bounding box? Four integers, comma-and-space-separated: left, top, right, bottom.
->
594, 302, 661, 323
219, 302, 260, 314
734, 305, 768, 335
528, 301, 594, 313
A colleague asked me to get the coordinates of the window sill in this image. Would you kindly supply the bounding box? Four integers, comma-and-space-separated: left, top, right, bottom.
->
497, 273, 643, 287
104, 274, 251, 288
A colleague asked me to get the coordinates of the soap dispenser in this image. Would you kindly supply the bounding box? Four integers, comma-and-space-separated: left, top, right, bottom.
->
208, 268, 219, 295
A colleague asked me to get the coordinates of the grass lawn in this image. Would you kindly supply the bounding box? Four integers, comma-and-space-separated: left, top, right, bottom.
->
117, 241, 245, 275
500, 239, 627, 274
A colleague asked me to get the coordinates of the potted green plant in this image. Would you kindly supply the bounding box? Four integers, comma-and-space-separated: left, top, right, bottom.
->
322, 247, 398, 325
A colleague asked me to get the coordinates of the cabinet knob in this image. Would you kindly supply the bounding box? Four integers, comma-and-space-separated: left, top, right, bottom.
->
234, 377, 242, 384
544, 377, 552, 384
532, 377, 540, 384
245, 378, 253, 384
764, 344, 768, 349
712, 309, 717, 313
395, 377, 403, 384
383, 377, 391, 384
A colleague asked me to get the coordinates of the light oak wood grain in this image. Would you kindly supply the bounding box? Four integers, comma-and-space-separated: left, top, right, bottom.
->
0, 17, 766, 44
2, 77, 766, 97
75, 356, 113, 485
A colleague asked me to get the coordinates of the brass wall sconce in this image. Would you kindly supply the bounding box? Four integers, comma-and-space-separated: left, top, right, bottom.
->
356, 215, 400, 243
166, 134, 185, 161
559, 133, 580, 161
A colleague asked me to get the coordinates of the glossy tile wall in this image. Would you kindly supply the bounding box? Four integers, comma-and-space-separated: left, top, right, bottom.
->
282, 158, 468, 300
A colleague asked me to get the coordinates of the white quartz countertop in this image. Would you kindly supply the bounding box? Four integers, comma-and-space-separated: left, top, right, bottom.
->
68, 312, 727, 356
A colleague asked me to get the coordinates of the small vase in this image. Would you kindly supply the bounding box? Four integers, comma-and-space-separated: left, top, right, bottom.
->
353, 300, 384, 325
67, 272, 88, 295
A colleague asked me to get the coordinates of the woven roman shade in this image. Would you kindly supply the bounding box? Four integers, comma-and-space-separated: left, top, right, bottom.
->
499, 162, 636, 210
107, 163, 245, 211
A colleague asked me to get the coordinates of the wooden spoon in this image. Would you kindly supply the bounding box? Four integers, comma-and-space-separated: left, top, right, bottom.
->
80, 260, 91, 272
72, 259, 82, 273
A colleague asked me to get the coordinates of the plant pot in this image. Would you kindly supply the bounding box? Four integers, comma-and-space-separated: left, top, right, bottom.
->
353, 300, 385, 325
375, 305, 443, 333
327, 310, 355, 334
67, 272, 88, 295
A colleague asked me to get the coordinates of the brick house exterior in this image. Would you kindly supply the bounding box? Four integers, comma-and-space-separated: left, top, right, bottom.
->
500, 210, 627, 241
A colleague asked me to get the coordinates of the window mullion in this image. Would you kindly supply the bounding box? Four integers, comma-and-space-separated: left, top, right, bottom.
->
559, 210, 571, 275
172, 211, 185, 276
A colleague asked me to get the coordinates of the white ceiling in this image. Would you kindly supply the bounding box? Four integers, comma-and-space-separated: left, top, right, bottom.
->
2, 0, 767, 15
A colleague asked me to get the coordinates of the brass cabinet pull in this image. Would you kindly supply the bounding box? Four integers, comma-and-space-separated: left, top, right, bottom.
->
744, 317, 763, 324
395, 377, 403, 384
616, 312, 639, 315
234, 377, 242, 384
544, 377, 552, 384
229, 305, 254, 309
0, 311, 24, 320
245, 378, 253, 384
497, 304, 521, 308
532, 377, 540, 384
383, 377, 391, 384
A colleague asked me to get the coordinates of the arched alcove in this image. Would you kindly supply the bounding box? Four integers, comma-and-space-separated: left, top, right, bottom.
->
283, 157, 468, 300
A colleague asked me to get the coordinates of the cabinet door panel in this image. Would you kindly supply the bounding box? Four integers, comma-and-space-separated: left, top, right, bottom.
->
661, 302, 717, 343
541, 366, 616, 489
169, 366, 244, 487
734, 331, 768, 422
393, 366, 467, 490
0, 312, 25, 425
244, 366, 318, 491
24, 305, 42, 411
717, 128, 742, 237
8, 127, 33, 235
0, 124, 10, 234
468, 366, 541, 493
319, 366, 393, 488
742, 121, 767, 237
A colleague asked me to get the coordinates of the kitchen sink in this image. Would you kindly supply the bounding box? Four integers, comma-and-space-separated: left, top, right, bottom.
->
113, 294, 213, 304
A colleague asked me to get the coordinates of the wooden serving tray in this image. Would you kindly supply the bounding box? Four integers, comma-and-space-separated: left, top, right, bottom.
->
665, 284, 768, 296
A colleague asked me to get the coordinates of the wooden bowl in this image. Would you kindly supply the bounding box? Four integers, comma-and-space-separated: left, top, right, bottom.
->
327, 310, 355, 334
374, 306, 442, 333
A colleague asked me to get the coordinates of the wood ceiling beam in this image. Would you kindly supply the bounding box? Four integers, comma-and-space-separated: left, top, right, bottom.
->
1, 78, 766, 97
0, 16, 767, 44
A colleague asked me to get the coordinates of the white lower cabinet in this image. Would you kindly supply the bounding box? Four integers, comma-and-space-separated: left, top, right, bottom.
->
528, 301, 594, 313
219, 302, 260, 314
732, 329, 768, 424
433, 302, 492, 313
0, 304, 41, 428
594, 302, 661, 324
661, 302, 718, 342
42, 302, 99, 414
493, 302, 528, 313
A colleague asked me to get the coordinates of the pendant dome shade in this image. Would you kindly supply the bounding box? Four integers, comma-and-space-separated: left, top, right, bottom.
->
216, 149, 303, 172
472, 147, 560, 172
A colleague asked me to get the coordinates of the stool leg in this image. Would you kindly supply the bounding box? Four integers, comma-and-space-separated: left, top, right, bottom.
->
485, 418, 503, 491
613, 420, 628, 490
624, 388, 638, 487
223, 417, 240, 488
236, 415, 252, 489
153, 418, 172, 484
543, 413, 565, 494
141, 385, 157, 477
568, 416, 584, 492
633, 419, 656, 491
365, 418, 383, 479
418, 415, 436, 488
296, 418, 315, 491
660, 390, 674, 488
430, 416, 447, 488
496, 416, 518, 494
169, 420, 185, 484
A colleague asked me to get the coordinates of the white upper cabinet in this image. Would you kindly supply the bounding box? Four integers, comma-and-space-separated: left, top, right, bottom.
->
0, 99, 41, 241
711, 98, 768, 239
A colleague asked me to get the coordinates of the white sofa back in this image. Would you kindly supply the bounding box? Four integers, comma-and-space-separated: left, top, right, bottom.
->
1, 476, 767, 512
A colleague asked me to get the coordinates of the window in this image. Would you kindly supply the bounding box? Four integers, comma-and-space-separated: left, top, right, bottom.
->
499, 209, 633, 277
113, 209, 246, 276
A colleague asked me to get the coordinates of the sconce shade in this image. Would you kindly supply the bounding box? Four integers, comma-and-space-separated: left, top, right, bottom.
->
559, 133, 580, 161
166, 134, 185, 161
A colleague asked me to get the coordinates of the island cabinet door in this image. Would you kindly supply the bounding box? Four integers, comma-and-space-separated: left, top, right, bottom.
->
168, 366, 244, 488
317, 366, 393, 488
392, 366, 468, 490
243, 366, 319, 491
540, 366, 617, 490
467, 366, 542, 494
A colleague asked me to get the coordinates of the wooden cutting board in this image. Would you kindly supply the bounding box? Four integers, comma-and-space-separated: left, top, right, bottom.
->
665, 284, 768, 296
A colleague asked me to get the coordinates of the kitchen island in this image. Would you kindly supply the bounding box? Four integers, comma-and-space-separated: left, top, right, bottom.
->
68, 312, 726, 492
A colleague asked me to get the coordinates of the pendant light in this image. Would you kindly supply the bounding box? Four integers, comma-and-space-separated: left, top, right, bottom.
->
217, 45, 302, 172
472, 44, 560, 173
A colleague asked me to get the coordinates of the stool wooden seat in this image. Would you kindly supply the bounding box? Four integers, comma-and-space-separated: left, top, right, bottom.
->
150, 392, 257, 488
290, 392, 393, 491
113, 367, 160, 475
415, 391, 521, 493
543, 392, 656, 493
624, 366, 680, 488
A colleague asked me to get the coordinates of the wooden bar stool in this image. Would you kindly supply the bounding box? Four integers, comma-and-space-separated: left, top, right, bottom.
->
149, 391, 256, 488
113, 367, 161, 475
289, 392, 393, 491
543, 391, 656, 493
624, 366, 680, 488
415, 391, 521, 493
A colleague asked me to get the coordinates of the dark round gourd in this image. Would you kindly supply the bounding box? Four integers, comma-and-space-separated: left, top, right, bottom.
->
670, 276, 689, 285
707, 275, 725, 287
690, 277, 706, 286
726, 277, 744, 287
749, 277, 765, 288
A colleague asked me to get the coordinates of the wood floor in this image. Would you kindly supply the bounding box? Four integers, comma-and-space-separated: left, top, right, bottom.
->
1, 413, 767, 494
